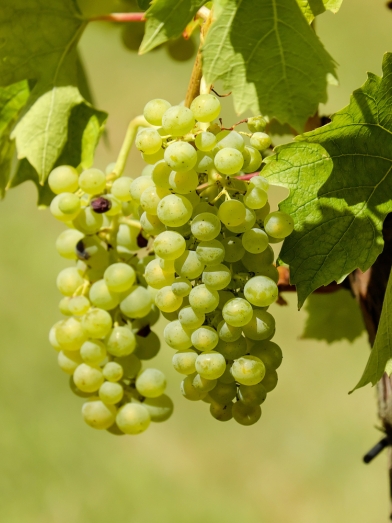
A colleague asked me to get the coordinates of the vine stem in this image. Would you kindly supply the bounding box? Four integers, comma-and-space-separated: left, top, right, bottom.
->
89, 12, 145, 22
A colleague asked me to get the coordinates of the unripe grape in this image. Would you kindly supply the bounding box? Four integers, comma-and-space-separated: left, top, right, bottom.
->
74, 363, 104, 392
135, 128, 162, 155
99, 382, 124, 404
264, 211, 294, 239
164, 320, 192, 350
48, 165, 79, 194
106, 326, 136, 357
79, 168, 106, 194
190, 94, 221, 123
162, 105, 195, 136
250, 132, 271, 150
116, 403, 151, 434
144, 99, 171, 126
231, 356, 265, 386
82, 399, 117, 430
136, 368, 166, 398
232, 401, 261, 425
103, 361, 124, 382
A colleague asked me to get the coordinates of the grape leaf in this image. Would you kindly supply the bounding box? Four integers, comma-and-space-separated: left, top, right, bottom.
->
263, 52, 392, 307
138, 0, 152, 9
297, 0, 343, 23
351, 269, 392, 392
139, 0, 206, 54
202, 0, 336, 132
9, 159, 55, 208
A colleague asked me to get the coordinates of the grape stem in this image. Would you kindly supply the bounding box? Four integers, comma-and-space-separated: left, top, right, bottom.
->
89, 12, 145, 22
196, 172, 259, 192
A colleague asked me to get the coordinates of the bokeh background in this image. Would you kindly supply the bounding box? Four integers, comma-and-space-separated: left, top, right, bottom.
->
1, 0, 391, 521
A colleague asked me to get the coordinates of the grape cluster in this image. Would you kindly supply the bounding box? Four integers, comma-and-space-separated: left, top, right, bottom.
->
48, 163, 173, 436
136, 95, 294, 426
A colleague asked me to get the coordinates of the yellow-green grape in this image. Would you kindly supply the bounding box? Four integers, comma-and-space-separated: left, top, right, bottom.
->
242, 309, 275, 341
238, 383, 267, 405
58, 350, 83, 374
202, 264, 231, 290
74, 363, 104, 392
120, 286, 152, 318
216, 337, 247, 360
232, 401, 261, 425
59, 297, 72, 316
171, 277, 192, 297
254, 202, 270, 223
157, 194, 193, 227
157, 257, 175, 271
243, 186, 268, 210
218, 200, 246, 227
140, 186, 171, 215
174, 250, 205, 279
48, 165, 79, 194
73, 207, 103, 234
110, 177, 133, 201
99, 382, 124, 404
50, 194, 80, 222
195, 131, 217, 152
231, 355, 265, 386
68, 296, 90, 315
117, 223, 141, 255
169, 169, 199, 194
221, 236, 245, 263
218, 363, 235, 384
244, 275, 278, 307
162, 105, 195, 136
190, 94, 221, 122
250, 132, 271, 151
242, 245, 275, 272
216, 130, 245, 151
152, 160, 172, 188
58, 193, 81, 215
116, 403, 151, 434
164, 141, 198, 172
189, 284, 219, 313
82, 308, 113, 338
80, 339, 107, 365
106, 326, 136, 357
142, 395, 174, 422
104, 263, 136, 293
103, 361, 124, 382
209, 381, 237, 403
55, 229, 84, 259
82, 399, 117, 430
115, 354, 141, 379
144, 98, 171, 126
180, 375, 207, 401
136, 128, 163, 155
210, 401, 233, 422
222, 298, 253, 327
140, 212, 166, 236
196, 239, 225, 266
155, 286, 183, 313
163, 319, 192, 350
264, 211, 294, 239
153, 231, 186, 260
250, 341, 282, 370
49, 322, 62, 351
195, 351, 226, 380
242, 146, 262, 174
172, 349, 198, 375
178, 306, 205, 329
242, 228, 269, 254
261, 369, 278, 392
191, 326, 219, 352
142, 149, 165, 165
89, 279, 120, 310
192, 374, 217, 393
214, 147, 244, 175
249, 176, 269, 191
136, 368, 166, 398
79, 168, 107, 194
217, 320, 242, 342
130, 176, 155, 203
225, 208, 256, 235
191, 212, 221, 241
247, 116, 267, 133
145, 258, 175, 289
56, 317, 87, 351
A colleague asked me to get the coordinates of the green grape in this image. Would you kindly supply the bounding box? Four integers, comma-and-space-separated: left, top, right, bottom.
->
162, 105, 195, 136
58, 350, 83, 374
56, 317, 87, 351
242, 309, 275, 341
140, 185, 171, 215
202, 264, 231, 291
116, 223, 141, 256
221, 236, 245, 262
99, 381, 124, 405
218, 362, 235, 384
232, 401, 261, 426
76, 236, 109, 270
152, 160, 171, 188
194, 150, 214, 173
89, 279, 120, 310
243, 187, 268, 210
55, 229, 84, 259
189, 284, 219, 313
242, 245, 274, 272
142, 149, 165, 164
73, 207, 103, 234
48, 165, 79, 194
242, 228, 269, 253
82, 308, 113, 338
238, 383, 267, 405
79, 168, 106, 194
247, 116, 267, 133
58, 193, 81, 215
250, 341, 282, 370
195, 131, 217, 152
169, 169, 199, 194
157, 194, 193, 227
136, 128, 163, 155
174, 250, 205, 279
249, 176, 269, 191
231, 355, 265, 386
244, 275, 278, 307
74, 363, 104, 392
210, 401, 233, 422
68, 295, 90, 315
192, 202, 218, 217
217, 320, 242, 342
120, 286, 152, 318
115, 354, 141, 378
142, 395, 174, 422
195, 351, 226, 380
216, 337, 247, 360
178, 306, 205, 329
191, 326, 219, 352
134, 330, 161, 360
172, 349, 198, 375
250, 132, 271, 150
256, 265, 279, 284
218, 200, 246, 227
264, 211, 294, 238
110, 177, 132, 202
254, 202, 270, 223
216, 130, 245, 152
106, 326, 136, 357
145, 258, 175, 289
136, 368, 166, 398
192, 374, 217, 393
214, 147, 244, 175
104, 263, 136, 293
82, 399, 117, 430
59, 297, 72, 316
129, 176, 154, 204
207, 122, 221, 135
209, 381, 237, 403
262, 369, 278, 392
116, 403, 151, 434
180, 375, 207, 401
225, 207, 256, 234
103, 361, 123, 382
144, 99, 171, 126
222, 298, 253, 327
49, 322, 62, 351
191, 212, 221, 241
196, 239, 225, 266
172, 277, 192, 297
50, 194, 80, 222
80, 339, 107, 365
140, 212, 166, 236
164, 141, 197, 172
242, 146, 262, 174
155, 286, 183, 313
164, 319, 192, 350
190, 94, 221, 123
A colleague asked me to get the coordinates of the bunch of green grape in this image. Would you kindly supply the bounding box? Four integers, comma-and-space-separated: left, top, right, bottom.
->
48, 162, 174, 436
134, 94, 294, 426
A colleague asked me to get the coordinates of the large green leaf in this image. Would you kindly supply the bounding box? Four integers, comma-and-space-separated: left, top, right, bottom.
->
9, 159, 55, 208
351, 269, 392, 392
202, 0, 336, 132
263, 53, 392, 307
297, 0, 343, 23
140, 0, 206, 54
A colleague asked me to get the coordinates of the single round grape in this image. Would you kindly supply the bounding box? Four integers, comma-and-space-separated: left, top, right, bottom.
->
264, 211, 294, 238
231, 355, 265, 386
48, 165, 79, 194
58, 193, 81, 215
129, 176, 154, 203
247, 116, 267, 133
232, 401, 261, 425
217, 320, 242, 342
89, 279, 120, 310
164, 320, 192, 350
189, 284, 219, 313
74, 363, 104, 392
140, 212, 165, 236
214, 147, 244, 175
202, 264, 231, 291
99, 381, 124, 405
152, 160, 171, 188
172, 349, 198, 375
210, 401, 233, 422
218, 200, 246, 227
216, 130, 245, 152
120, 286, 152, 318
50, 194, 80, 222
216, 337, 247, 360
142, 395, 174, 422
144, 99, 171, 126
222, 298, 253, 327
239, 383, 267, 405
102, 361, 123, 382
58, 350, 83, 374
190, 94, 221, 122
164, 141, 197, 172
244, 275, 278, 307
250, 132, 271, 150
195, 351, 226, 380
242, 146, 262, 174
56, 317, 87, 351
221, 236, 245, 262
59, 297, 72, 316
82, 399, 117, 430
242, 245, 274, 272
178, 306, 205, 330
180, 375, 207, 401
261, 369, 278, 392
155, 286, 183, 313
105, 326, 136, 357
196, 239, 225, 266
209, 381, 237, 403
174, 250, 205, 279
140, 186, 171, 215
192, 374, 217, 393
110, 177, 132, 202
242, 309, 275, 340
162, 105, 195, 136
136, 128, 162, 155
191, 326, 219, 352
68, 296, 90, 316
79, 168, 106, 194
116, 403, 151, 434
169, 169, 199, 194
225, 208, 256, 235
73, 207, 103, 234
191, 212, 221, 241
145, 258, 175, 289
218, 363, 235, 384
104, 263, 136, 293
55, 229, 84, 259
243, 187, 268, 210
250, 341, 282, 370
136, 368, 166, 398
56, 267, 84, 296
80, 339, 107, 365
172, 277, 192, 297
153, 231, 186, 260
242, 228, 269, 254
195, 131, 217, 152
82, 308, 113, 338
157, 194, 193, 227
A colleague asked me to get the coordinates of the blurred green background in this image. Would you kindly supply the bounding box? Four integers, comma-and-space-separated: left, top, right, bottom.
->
1, 0, 391, 521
